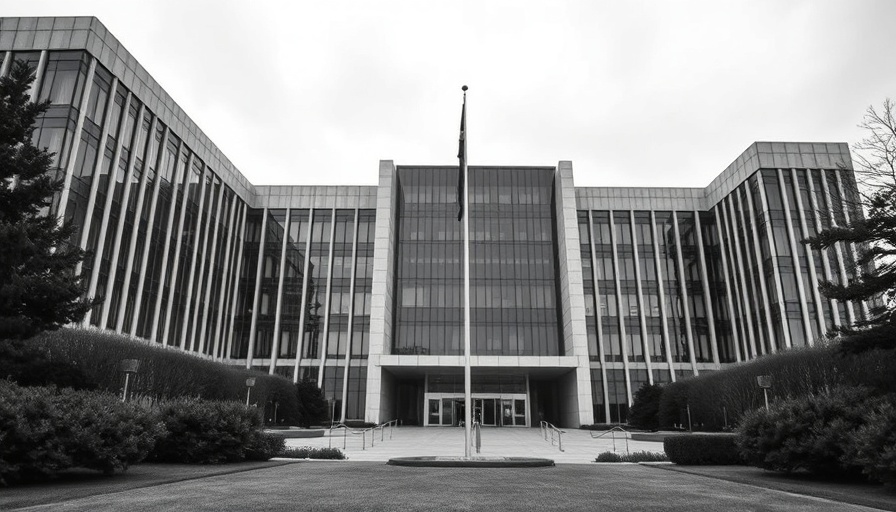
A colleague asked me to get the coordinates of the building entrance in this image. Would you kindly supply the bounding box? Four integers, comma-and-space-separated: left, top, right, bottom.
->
425, 394, 527, 426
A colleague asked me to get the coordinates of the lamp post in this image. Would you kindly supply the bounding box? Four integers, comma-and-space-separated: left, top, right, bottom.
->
120, 359, 140, 402
245, 377, 256, 407
757, 375, 772, 410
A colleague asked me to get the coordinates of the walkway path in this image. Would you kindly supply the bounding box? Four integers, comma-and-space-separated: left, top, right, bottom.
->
287, 426, 664, 463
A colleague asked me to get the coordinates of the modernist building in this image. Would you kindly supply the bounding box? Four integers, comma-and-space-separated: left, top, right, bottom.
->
0, 17, 865, 427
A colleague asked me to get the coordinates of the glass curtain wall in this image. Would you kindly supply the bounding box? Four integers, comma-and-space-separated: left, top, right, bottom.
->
299, 209, 333, 382
394, 168, 463, 355
136, 134, 180, 339
278, 209, 310, 362
321, 211, 355, 407
253, 209, 286, 359
393, 167, 562, 357
469, 168, 562, 356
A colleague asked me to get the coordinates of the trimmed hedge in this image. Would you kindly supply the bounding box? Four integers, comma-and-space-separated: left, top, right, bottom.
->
595, 451, 622, 462
658, 345, 896, 431
281, 447, 346, 460
0, 340, 95, 390
342, 420, 376, 429
664, 434, 743, 465
246, 433, 286, 461
596, 451, 668, 463
22, 328, 300, 425
579, 423, 629, 431
148, 398, 269, 464
0, 381, 163, 485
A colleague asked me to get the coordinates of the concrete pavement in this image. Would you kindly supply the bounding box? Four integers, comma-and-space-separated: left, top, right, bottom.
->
9, 462, 888, 512
284, 425, 664, 463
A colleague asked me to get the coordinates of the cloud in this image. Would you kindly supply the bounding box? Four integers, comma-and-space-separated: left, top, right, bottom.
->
2, 0, 895, 187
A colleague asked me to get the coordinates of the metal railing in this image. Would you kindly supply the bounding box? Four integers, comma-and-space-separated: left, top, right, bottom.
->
540, 421, 565, 452
328, 419, 399, 450
590, 426, 630, 454
471, 421, 481, 454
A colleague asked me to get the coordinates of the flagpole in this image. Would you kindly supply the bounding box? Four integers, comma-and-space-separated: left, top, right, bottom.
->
460, 86, 472, 458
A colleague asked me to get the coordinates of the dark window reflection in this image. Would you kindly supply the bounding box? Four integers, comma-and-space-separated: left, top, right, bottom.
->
393, 167, 563, 356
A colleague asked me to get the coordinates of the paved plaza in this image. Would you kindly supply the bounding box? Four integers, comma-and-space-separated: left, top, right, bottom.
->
293, 425, 653, 463
4, 462, 892, 512
3, 427, 894, 511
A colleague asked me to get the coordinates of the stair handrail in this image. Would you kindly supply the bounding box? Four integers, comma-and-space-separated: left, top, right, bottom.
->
471, 421, 481, 454
589, 425, 630, 454
327, 423, 352, 450
360, 419, 400, 450
540, 420, 565, 452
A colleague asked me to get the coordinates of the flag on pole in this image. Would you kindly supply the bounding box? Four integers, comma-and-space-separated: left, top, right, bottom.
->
458, 85, 472, 458
456, 86, 467, 222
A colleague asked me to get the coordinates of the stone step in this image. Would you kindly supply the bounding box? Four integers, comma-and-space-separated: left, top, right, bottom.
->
283, 427, 666, 464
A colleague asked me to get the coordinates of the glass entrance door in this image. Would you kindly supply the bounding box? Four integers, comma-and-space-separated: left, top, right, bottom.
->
425, 394, 527, 426
501, 399, 526, 426
474, 398, 498, 426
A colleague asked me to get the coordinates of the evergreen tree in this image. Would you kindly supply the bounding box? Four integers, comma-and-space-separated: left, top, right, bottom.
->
805, 99, 896, 353
627, 382, 663, 430
295, 379, 329, 428
0, 60, 93, 339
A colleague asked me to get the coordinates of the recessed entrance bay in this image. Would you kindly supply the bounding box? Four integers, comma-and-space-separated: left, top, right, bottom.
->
422, 373, 527, 426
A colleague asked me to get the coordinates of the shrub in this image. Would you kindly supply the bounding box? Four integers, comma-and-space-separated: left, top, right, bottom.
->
628, 383, 663, 430
0, 339, 95, 390
657, 380, 690, 430
25, 329, 301, 425
736, 386, 874, 475
664, 434, 743, 465
595, 451, 669, 463
280, 447, 346, 460
149, 398, 264, 464
595, 451, 622, 462
343, 420, 376, 428
295, 380, 328, 428
656, 346, 896, 431
0, 381, 162, 485
246, 433, 286, 461
844, 400, 896, 487
579, 423, 628, 431
622, 451, 669, 462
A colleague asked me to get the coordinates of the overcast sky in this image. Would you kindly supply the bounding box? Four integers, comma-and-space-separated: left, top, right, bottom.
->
4, 1, 896, 188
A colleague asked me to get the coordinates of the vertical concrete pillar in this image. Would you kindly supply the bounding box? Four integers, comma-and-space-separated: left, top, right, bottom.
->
365, 161, 398, 424
224, 204, 248, 361
587, 210, 611, 421
553, 161, 593, 427
292, 209, 314, 382
269, 208, 291, 374
755, 171, 791, 349
777, 169, 814, 346
725, 196, 759, 358
128, 126, 169, 336
245, 209, 268, 368
806, 171, 841, 329
114, 115, 159, 334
